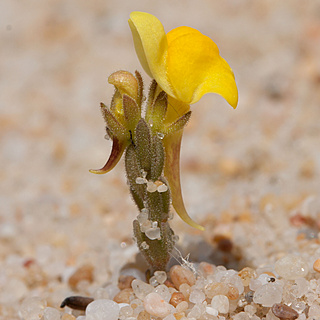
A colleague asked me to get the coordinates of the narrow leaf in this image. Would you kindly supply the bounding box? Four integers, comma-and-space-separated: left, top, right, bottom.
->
89, 136, 127, 174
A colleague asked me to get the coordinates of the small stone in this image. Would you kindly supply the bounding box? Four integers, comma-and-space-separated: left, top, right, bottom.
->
136, 177, 147, 184
137, 212, 148, 224
205, 282, 229, 299
119, 305, 133, 318
118, 275, 136, 290
169, 292, 186, 307
145, 227, 161, 240
274, 254, 309, 280
154, 271, 167, 284
86, 299, 119, 320
309, 303, 320, 318
188, 304, 202, 318
61, 314, 76, 320
253, 283, 283, 307
271, 303, 299, 320
189, 289, 205, 304
60, 296, 94, 311
43, 307, 60, 320
137, 310, 151, 320
211, 295, 229, 314
157, 183, 168, 193
238, 267, 257, 287
245, 291, 254, 303
205, 306, 218, 317
140, 220, 152, 233
176, 301, 188, 313
147, 181, 157, 192
198, 262, 216, 276
68, 265, 94, 290
163, 314, 176, 320
233, 312, 250, 320
291, 278, 308, 298
143, 292, 171, 318
169, 265, 196, 289
164, 280, 175, 288
244, 304, 257, 316
312, 258, 320, 273
173, 312, 186, 320
154, 284, 171, 302
113, 288, 134, 304
19, 296, 47, 320
227, 285, 239, 300
179, 283, 191, 300
140, 241, 149, 250
131, 279, 154, 300
149, 275, 160, 287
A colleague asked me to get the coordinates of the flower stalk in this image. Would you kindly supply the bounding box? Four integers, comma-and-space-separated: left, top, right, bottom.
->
91, 71, 193, 272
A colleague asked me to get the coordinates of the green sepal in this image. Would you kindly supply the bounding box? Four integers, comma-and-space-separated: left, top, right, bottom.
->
125, 144, 146, 200
146, 179, 170, 222
101, 103, 128, 138
135, 70, 144, 109
151, 91, 167, 132
163, 111, 192, 135
135, 119, 152, 174
145, 80, 158, 124
122, 94, 141, 133
129, 186, 145, 211
150, 135, 165, 181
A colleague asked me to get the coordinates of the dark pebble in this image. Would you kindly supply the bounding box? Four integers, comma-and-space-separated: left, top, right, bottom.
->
272, 303, 299, 320
60, 296, 94, 311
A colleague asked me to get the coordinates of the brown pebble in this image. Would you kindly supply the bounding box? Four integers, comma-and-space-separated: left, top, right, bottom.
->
113, 288, 134, 304
118, 275, 135, 290
272, 303, 299, 320
137, 310, 151, 320
173, 312, 186, 320
313, 258, 320, 273
169, 292, 186, 307
169, 265, 196, 289
68, 265, 94, 290
164, 279, 176, 288
217, 237, 233, 252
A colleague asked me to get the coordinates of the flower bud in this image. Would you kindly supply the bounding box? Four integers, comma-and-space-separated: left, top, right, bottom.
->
108, 70, 139, 102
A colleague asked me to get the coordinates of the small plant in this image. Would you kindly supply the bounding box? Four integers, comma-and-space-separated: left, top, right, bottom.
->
90, 12, 238, 274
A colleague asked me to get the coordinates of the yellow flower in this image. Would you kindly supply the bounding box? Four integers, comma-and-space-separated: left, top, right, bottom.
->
129, 11, 238, 123
128, 12, 238, 231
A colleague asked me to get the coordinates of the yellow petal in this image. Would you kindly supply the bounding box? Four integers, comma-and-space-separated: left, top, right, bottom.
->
128, 12, 175, 98
166, 26, 238, 107
164, 96, 191, 125
163, 130, 204, 230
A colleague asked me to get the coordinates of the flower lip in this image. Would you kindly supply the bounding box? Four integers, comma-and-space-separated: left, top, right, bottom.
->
129, 11, 238, 110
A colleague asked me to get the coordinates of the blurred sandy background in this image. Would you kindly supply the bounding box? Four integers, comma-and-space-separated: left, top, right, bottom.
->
1, 0, 320, 318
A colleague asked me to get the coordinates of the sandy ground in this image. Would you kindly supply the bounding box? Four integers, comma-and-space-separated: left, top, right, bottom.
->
1, 1, 320, 319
